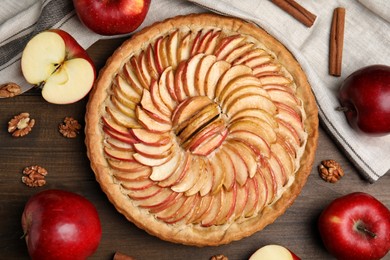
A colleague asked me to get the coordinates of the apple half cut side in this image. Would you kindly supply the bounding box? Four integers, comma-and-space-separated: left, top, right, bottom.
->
249, 244, 301, 260
21, 29, 96, 104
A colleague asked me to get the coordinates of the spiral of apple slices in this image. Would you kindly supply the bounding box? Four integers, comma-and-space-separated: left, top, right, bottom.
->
101, 28, 307, 227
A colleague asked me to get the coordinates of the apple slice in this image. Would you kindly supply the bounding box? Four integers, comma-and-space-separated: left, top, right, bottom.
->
145, 44, 159, 80
177, 31, 194, 63
226, 140, 258, 178
120, 178, 154, 191
215, 184, 237, 225
191, 128, 228, 156
242, 54, 274, 69
108, 158, 149, 173
155, 194, 186, 220
163, 194, 199, 224
150, 149, 182, 181
199, 160, 214, 196
224, 42, 254, 63
188, 193, 214, 224
113, 74, 141, 103
195, 54, 217, 96
268, 153, 288, 189
217, 75, 262, 103
102, 115, 134, 138
230, 108, 278, 129
156, 36, 169, 73
249, 245, 301, 260
158, 151, 191, 187
228, 117, 277, 144
104, 146, 135, 162
172, 96, 214, 126
271, 141, 295, 176
174, 61, 188, 102
129, 56, 149, 90
224, 92, 277, 118
177, 103, 220, 143
135, 106, 171, 133
149, 79, 171, 117
130, 128, 171, 146
171, 156, 200, 193
276, 103, 305, 142
103, 126, 137, 145
205, 60, 231, 99
214, 35, 245, 60
183, 53, 205, 97
137, 188, 175, 209
133, 150, 174, 167
228, 130, 271, 159
190, 30, 202, 57
201, 189, 223, 227
185, 157, 209, 196
195, 30, 213, 54
243, 177, 259, 217
123, 62, 144, 95
221, 85, 270, 112
201, 30, 221, 54
109, 95, 136, 119
234, 182, 249, 220
167, 30, 179, 69
214, 64, 253, 98
253, 63, 281, 77
138, 51, 153, 87
21, 29, 95, 104
232, 48, 267, 65
215, 149, 236, 191
184, 118, 226, 151
140, 88, 171, 123
106, 106, 141, 129
209, 154, 225, 194
158, 67, 177, 109
113, 167, 151, 181
127, 184, 162, 200
258, 74, 292, 87
133, 141, 173, 159
223, 142, 249, 186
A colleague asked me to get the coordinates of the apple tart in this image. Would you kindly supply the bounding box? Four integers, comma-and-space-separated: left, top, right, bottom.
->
85, 13, 318, 246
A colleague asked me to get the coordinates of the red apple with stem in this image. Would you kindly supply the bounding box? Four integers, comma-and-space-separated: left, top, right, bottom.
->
337, 64, 390, 135
73, 0, 151, 35
318, 192, 390, 260
21, 29, 96, 104
22, 189, 102, 260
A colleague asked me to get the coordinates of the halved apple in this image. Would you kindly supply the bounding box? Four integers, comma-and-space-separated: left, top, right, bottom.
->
249, 245, 301, 260
21, 29, 95, 104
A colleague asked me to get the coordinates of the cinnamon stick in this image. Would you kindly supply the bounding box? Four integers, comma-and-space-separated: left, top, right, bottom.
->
271, 0, 317, 27
329, 7, 346, 77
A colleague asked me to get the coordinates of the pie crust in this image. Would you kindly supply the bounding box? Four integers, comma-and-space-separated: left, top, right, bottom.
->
85, 13, 319, 246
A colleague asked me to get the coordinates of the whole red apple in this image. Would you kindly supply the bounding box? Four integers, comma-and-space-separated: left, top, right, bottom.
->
73, 0, 151, 35
22, 189, 102, 260
318, 192, 390, 260
337, 64, 390, 135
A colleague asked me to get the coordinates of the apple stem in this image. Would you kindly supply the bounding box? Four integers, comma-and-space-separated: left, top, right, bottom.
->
335, 106, 350, 112
356, 224, 377, 238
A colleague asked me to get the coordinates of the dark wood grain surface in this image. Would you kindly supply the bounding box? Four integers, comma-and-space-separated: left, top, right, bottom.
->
1, 37, 389, 260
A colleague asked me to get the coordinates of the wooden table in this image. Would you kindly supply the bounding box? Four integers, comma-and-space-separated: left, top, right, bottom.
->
1, 38, 389, 260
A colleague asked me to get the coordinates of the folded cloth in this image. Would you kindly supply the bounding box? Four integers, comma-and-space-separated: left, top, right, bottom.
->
1, 0, 389, 182
0, 0, 203, 93
187, 0, 390, 182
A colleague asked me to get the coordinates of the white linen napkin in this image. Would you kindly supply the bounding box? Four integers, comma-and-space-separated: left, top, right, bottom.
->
1, 0, 389, 182
187, 0, 390, 182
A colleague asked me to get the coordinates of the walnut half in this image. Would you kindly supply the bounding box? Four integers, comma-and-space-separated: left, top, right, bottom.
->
22, 165, 48, 187
59, 117, 81, 138
8, 112, 35, 137
0, 82, 21, 98
318, 159, 344, 183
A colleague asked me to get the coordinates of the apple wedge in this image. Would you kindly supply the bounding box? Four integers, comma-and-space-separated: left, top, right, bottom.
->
214, 34, 245, 61
221, 85, 270, 112
171, 96, 213, 126
230, 108, 278, 129
205, 60, 231, 99
171, 156, 201, 193
150, 149, 182, 181
140, 89, 171, 123
217, 75, 262, 103
224, 42, 254, 63
183, 53, 205, 97
191, 128, 228, 156
167, 30, 179, 69
203, 30, 222, 55
187, 193, 213, 224
249, 245, 301, 260
224, 92, 277, 118
113, 167, 151, 181
158, 67, 177, 109
195, 54, 217, 96
21, 29, 96, 104
177, 31, 194, 63
214, 64, 252, 98
232, 48, 267, 65
158, 151, 191, 187
113, 74, 141, 103
135, 105, 172, 133
130, 128, 171, 146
